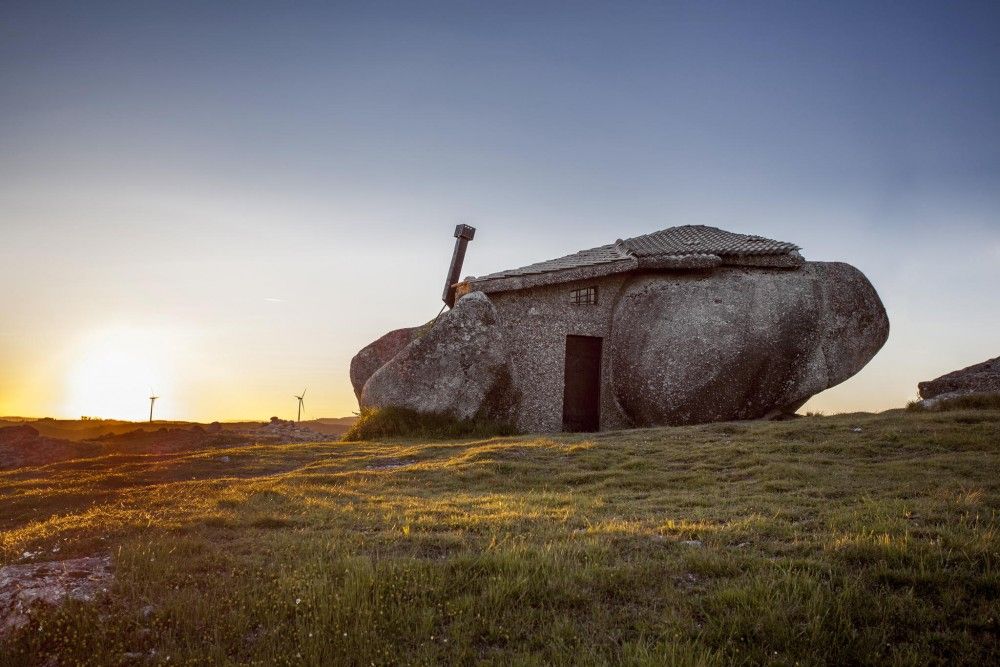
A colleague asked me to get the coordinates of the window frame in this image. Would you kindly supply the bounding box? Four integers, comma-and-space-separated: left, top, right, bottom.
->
569, 285, 598, 306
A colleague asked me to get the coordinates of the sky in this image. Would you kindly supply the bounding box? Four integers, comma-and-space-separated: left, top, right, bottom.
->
1, 1, 998, 422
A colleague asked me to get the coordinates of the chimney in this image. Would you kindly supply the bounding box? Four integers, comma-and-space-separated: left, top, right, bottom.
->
442, 224, 476, 308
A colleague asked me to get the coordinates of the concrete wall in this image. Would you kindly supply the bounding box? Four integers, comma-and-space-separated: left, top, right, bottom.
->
486, 275, 634, 433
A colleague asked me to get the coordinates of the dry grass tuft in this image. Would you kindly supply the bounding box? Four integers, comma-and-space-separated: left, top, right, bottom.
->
343, 406, 515, 441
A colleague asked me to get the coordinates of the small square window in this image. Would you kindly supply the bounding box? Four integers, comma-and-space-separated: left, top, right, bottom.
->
569, 286, 598, 306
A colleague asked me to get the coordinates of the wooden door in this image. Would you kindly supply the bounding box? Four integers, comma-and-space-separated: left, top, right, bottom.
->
562, 335, 602, 432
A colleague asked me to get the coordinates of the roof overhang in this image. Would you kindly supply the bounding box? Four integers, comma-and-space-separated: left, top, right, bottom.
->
457, 226, 805, 297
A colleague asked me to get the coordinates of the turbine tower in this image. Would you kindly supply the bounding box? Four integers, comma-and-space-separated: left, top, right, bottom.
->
148, 391, 158, 423
294, 388, 306, 423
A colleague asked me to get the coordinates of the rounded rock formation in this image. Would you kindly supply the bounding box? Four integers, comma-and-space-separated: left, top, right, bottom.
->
918, 356, 1000, 400
349, 325, 426, 401
360, 291, 518, 422
609, 262, 889, 426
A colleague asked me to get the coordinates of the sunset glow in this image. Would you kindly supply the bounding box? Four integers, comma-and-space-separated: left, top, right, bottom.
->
0, 2, 997, 423
61, 328, 178, 421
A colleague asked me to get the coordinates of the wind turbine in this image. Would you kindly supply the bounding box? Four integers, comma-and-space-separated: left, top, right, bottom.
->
294, 388, 306, 423
148, 390, 158, 423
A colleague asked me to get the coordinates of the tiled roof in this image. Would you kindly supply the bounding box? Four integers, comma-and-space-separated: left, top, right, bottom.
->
621, 225, 799, 258
474, 243, 632, 281
471, 225, 800, 283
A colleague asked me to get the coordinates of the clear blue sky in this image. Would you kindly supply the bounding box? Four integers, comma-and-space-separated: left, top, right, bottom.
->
1, 1, 998, 420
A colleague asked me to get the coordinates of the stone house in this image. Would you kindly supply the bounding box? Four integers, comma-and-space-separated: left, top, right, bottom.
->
451, 225, 806, 433
354, 225, 888, 433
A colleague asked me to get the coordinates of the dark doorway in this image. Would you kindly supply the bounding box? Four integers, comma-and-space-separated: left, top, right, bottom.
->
562, 335, 602, 432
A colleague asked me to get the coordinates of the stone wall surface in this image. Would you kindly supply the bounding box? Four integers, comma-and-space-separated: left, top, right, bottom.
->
487, 275, 632, 433
359, 292, 517, 422
609, 262, 889, 426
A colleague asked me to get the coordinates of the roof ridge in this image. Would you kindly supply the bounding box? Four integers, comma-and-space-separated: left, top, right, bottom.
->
613, 238, 633, 257
467, 225, 801, 287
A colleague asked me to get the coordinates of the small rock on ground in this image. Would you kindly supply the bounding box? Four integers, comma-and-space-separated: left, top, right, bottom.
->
0, 555, 112, 637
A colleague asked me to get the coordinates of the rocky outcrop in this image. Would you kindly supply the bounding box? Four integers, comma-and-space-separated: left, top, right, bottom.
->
1, 555, 113, 637
0, 425, 101, 469
349, 325, 427, 401
918, 356, 1000, 400
609, 262, 889, 426
360, 292, 518, 421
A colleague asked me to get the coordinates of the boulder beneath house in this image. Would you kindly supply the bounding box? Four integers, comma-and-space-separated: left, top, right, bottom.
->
349, 325, 427, 401
609, 262, 889, 426
359, 291, 518, 422
918, 356, 1000, 400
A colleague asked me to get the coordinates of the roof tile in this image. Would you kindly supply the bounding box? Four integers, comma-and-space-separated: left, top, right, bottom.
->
621, 225, 799, 257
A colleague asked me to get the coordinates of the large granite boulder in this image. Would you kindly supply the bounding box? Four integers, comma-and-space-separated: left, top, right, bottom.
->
349, 325, 426, 401
609, 262, 889, 426
359, 292, 518, 421
918, 357, 1000, 399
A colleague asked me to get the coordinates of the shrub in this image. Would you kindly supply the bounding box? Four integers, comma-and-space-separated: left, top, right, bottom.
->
342, 406, 516, 441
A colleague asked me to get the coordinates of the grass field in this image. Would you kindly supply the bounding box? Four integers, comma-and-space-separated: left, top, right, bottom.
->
1, 409, 997, 665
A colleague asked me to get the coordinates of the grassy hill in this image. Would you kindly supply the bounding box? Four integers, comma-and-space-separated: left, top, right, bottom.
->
1, 410, 997, 664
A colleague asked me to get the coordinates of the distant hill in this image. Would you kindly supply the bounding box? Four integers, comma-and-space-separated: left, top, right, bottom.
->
300, 417, 359, 437
0, 416, 361, 469
0, 418, 161, 442
0, 416, 359, 444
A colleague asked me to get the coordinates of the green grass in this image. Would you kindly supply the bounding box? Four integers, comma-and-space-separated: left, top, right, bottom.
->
344, 406, 515, 441
1, 409, 998, 665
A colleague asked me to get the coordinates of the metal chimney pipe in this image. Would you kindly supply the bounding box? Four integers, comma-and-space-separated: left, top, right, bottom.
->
442, 224, 476, 308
